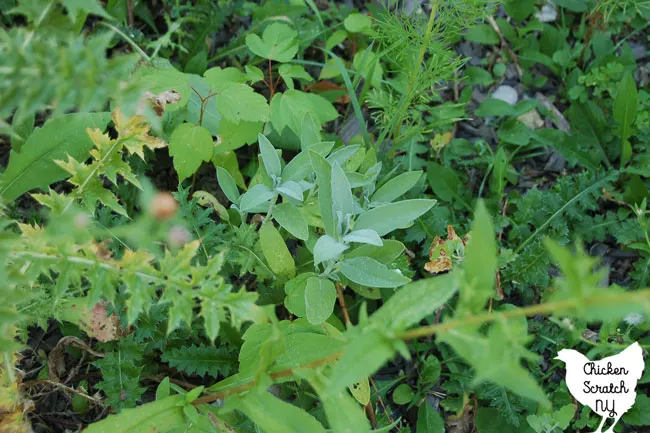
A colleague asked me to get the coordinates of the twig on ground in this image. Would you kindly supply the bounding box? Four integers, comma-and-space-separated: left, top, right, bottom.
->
486, 16, 523, 79
535, 92, 571, 133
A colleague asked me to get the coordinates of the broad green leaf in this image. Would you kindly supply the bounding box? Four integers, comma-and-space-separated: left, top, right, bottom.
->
475, 98, 516, 117
465, 23, 499, 44
273, 329, 345, 374
427, 162, 469, 206
328, 145, 361, 167
344, 13, 372, 33
270, 90, 338, 136
245, 65, 264, 83
417, 404, 445, 433
314, 235, 349, 265
371, 171, 422, 203
309, 151, 336, 236
83, 395, 186, 433
238, 322, 283, 378
459, 200, 497, 313
203, 66, 248, 92
624, 394, 650, 426
325, 29, 348, 50
305, 373, 372, 433
131, 63, 191, 113
284, 273, 316, 317
258, 134, 281, 179
186, 75, 220, 135
239, 184, 276, 212
352, 49, 382, 87
422, 355, 442, 383
343, 229, 382, 246
300, 113, 322, 149
319, 58, 341, 80
9, 106, 35, 152
346, 240, 405, 264
305, 277, 337, 324
371, 273, 458, 332
354, 199, 436, 236
438, 318, 547, 403
229, 391, 327, 433
339, 257, 410, 288
1, 112, 110, 201
276, 180, 304, 201
216, 83, 269, 123
331, 161, 356, 219
273, 202, 309, 240
532, 129, 600, 170
552, 0, 588, 12
392, 384, 414, 405
613, 73, 637, 165
245, 23, 299, 62
476, 407, 518, 433
371, 274, 458, 332
214, 118, 262, 154
62, 0, 112, 22
155, 377, 170, 401
327, 326, 404, 394
566, 101, 608, 167
279, 64, 313, 90
498, 119, 532, 146
216, 166, 240, 205
283, 141, 335, 182
169, 123, 214, 180
259, 222, 295, 280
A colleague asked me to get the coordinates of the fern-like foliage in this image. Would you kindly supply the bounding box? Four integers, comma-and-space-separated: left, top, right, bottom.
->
503, 170, 618, 294
94, 337, 146, 410
366, 1, 494, 141
477, 383, 528, 427
162, 344, 236, 378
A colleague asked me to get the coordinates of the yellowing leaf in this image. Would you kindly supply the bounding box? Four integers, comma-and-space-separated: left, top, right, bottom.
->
348, 378, 370, 406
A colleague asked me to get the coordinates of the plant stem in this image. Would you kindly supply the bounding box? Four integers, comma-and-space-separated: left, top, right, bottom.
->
335, 283, 351, 326
397, 289, 650, 340
387, 0, 439, 142
3, 352, 15, 385
268, 59, 275, 97
98, 22, 151, 62
192, 352, 342, 405
192, 287, 650, 405
10, 250, 190, 290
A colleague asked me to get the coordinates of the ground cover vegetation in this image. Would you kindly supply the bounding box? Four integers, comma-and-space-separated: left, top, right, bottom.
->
0, 0, 649, 432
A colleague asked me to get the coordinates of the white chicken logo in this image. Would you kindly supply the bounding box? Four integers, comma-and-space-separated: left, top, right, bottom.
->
555, 342, 645, 433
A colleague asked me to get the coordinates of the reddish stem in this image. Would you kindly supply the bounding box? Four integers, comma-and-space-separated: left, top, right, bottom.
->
268, 59, 275, 97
